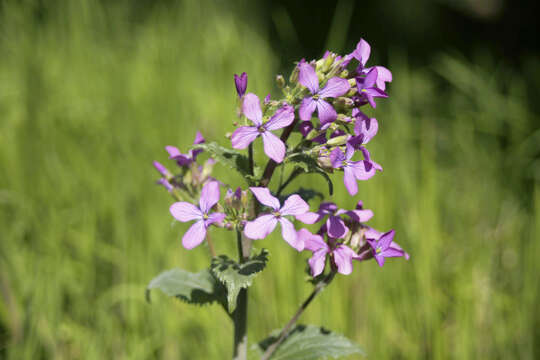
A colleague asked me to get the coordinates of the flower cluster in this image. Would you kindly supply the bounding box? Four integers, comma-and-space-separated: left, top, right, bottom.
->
153, 38, 408, 275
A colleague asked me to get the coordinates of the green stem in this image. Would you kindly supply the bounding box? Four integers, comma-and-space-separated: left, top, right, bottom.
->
260, 271, 337, 360
276, 168, 303, 197
233, 231, 249, 360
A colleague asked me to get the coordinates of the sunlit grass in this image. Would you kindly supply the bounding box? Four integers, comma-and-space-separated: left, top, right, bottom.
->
0, 1, 538, 359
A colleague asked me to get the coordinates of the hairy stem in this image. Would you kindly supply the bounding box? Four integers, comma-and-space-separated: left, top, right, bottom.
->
261, 271, 337, 360
233, 231, 249, 360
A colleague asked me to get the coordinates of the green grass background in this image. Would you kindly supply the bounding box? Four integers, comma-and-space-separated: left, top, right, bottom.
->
1, 0, 539, 359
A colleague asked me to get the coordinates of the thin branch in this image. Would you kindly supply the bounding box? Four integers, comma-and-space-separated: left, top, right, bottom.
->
261, 271, 337, 360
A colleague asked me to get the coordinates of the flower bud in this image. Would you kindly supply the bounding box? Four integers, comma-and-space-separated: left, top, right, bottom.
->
326, 135, 349, 146
289, 66, 299, 84
323, 53, 335, 72
306, 128, 323, 141
339, 69, 349, 78
276, 75, 285, 88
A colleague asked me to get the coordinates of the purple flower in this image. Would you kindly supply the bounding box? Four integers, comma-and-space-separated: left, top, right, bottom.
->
297, 61, 350, 124
298, 229, 357, 276
330, 144, 382, 195
297, 201, 373, 239
343, 39, 393, 91
169, 181, 226, 250
365, 229, 407, 267
166, 131, 205, 167
243, 187, 310, 251
234, 72, 247, 98
349, 110, 378, 146
231, 93, 294, 163
355, 68, 388, 109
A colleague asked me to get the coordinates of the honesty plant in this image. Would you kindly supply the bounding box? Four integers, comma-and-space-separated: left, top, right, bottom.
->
147, 38, 409, 360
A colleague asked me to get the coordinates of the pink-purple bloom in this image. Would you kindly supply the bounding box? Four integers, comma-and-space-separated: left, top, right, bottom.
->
298, 229, 357, 276
166, 131, 205, 167
298, 61, 350, 124
329, 143, 382, 195
231, 93, 294, 163
297, 201, 373, 239
243, 187, 311, 251
234, 72, 248, 98
169, 181, 226, 250
354, 68, 388, 109
364, 229, 407, 267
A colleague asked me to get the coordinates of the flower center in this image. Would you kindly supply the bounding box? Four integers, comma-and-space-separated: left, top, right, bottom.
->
203, 213, 209, 220
313, 94, 320, 100
273, 211, 281, 218
375, 247, 382, 254
257, 126, 266, 133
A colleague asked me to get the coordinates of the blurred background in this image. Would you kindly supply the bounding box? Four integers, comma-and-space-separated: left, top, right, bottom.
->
1, 0, 539, 358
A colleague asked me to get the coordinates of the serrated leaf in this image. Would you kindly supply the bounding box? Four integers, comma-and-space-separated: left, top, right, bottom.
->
191, 142, 260, 184
210, 249, 269, 313
146, 268, 226, 307
256, 325, 365, 360
286, 154, 333, 195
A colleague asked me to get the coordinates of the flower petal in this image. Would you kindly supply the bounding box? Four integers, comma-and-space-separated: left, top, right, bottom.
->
299, 97, 317, 121
390, 241, 410, 260
373, 66, 392, 90
298, 228, 327, 252
382, 247, 406, 258
374, 254, 385, 267
249, 187, 280, 210
326, 215, 348, 239
231, 126, 260, 149
199, 181, 220, 213
333, 245, 355, 275
205, 212, 226, 227
298, 62, 319, 94
295, 211, 322, 224
182, 220, 207, 250
378, 229, 396, 250
318, 77, 351, 98
343, 166, 359, 195
279, 218, 303, 251
170, 202, 202, 222
165, 145, 182, 158
316, 100, 337, 124
350, 160, 376, 181
261, 131, 286, 163
280, 194, 309, 216
242, 93, 263, 125
353, 38, 371, 66
343, 209, 374, 223
244, 214, 278, 239
363, 68, 378, 88
309, 248, 328, 277
265, 105, 295, 131
329, 147, 345, 169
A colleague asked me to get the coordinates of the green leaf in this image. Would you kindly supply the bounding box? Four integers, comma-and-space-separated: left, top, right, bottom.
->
146, 268, 226, 307
255, 325, 365, 360
191, 142, 259, 184
286, 154, 333, 195
210, 249, 269, 313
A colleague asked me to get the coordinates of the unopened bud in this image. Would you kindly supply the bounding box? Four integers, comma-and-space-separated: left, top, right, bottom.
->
276, 75, 285, 88
323, 54, 335, 72
306, 128, 322, 140
348, 78, 356, 87
339, 69, 349, 78
326, 135, 349, 146
289, 67, 299, 84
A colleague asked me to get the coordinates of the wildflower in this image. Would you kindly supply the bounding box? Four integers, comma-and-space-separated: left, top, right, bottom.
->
344, 38, 393, 91
297, 201, 373, 239
244, 187, 310, 251
298, 228, 357, 276
231, 93, 294, 163
234, 72, 248, 98
349, 110, 378, 146
297, 61, 350, 124
166, 131, 205, 167
330, 143, 381, 195
365, 229, 407, 267
169, 181, 225, 249
355, 68, 388, 109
